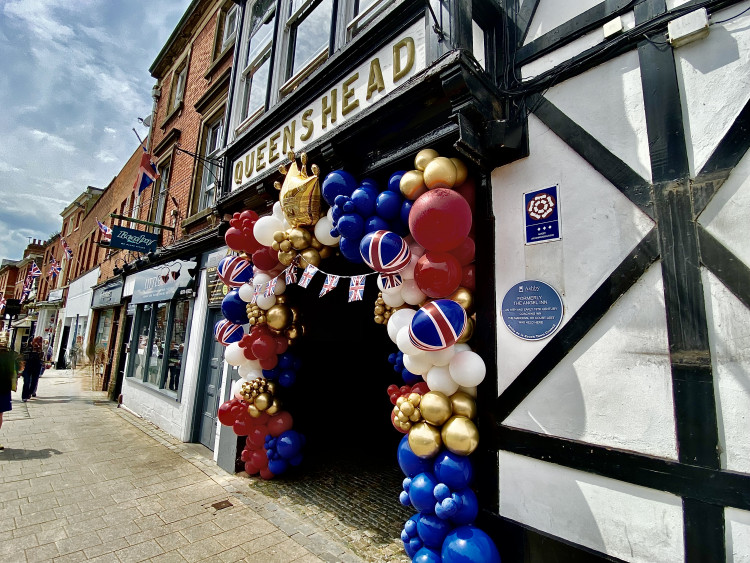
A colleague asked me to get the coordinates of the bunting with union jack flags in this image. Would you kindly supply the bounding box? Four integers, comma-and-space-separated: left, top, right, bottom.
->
348, 276, 366, 302
319, 274, 339, 297
61, 237, 73, 259
19, 274, 33, 304
29, 261, 42, 278
48, 258, 61, 279
298, 264, 318, 288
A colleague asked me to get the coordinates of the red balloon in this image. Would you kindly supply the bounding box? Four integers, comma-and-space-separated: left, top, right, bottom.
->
274, 336, 288, 355
411, 381, 429, 395
267, 411, 294, 437
244, 462, 260, 475
224, 227, 246, 252
233, 418, 251, 436
455, 178, 476, 214
259, 355, 278, 370
414, 251, 462, 298
240, 210, 260, 222
252, 247, 279, 271
251, 449, 269, 469
461, 264, 476, 291
241, 448, 252, 462
259, 467, 275, 480
218, 401, 236, 426
408, 188, 472, 252
448, 237, 475, 266
246, 426, 268, 449
251, 333, 276, 360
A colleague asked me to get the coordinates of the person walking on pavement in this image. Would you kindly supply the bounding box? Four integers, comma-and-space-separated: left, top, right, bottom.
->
21, 336, 43, 402
0, 333, 20, 450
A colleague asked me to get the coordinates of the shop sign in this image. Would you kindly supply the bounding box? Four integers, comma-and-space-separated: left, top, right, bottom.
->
501, 280, 563, 341
232, 20, 426, 188
110, 225, 158, 253
91, 279, 124, 309
131, 259, 197, 305
48, 289, 64, 303
204, 248, 231, 307
524, 185, 561, 245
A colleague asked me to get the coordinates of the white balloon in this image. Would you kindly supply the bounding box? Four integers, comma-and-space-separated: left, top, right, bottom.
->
401, 279, 426, 305
397, 326, 423, 356
400, 254, 419, 280
449, 351, 486, 387
230, 377, 247, 398
453, 343, 472, 353
255, 293, 277, 310
409, 243, 426, 258
239, 366, 263, 380
238, 358, 261, 374
238, 283, 255, 302
403, 352, 432, 376
272, 277, 286, 295
253, 216, 285, 247
253, 273, 271, 287
425, 365, 459, 395
327, 207, 335, 220
425, 345, 455, 367
225, 342, 246, 366
387, 308, 416, 343
314, 216, 340, 247
458, 385, 478, 397
272, 201, 285, 221
382, 290, 405, 308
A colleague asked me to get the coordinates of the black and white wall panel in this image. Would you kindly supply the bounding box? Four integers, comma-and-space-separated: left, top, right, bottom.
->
490, 1, 750, 561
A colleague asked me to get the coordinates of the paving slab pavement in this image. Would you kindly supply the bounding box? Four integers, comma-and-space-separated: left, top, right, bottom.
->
0, 368, 376, 563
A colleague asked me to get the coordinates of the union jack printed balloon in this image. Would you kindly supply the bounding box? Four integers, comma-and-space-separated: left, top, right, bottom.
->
409, 299, 466, 351
217, 256, 254, 288
214, 319, 244, 346
359, 230, 410, 274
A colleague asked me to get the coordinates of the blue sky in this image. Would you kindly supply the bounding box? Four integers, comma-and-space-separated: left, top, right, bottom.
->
0, 0, 191, 261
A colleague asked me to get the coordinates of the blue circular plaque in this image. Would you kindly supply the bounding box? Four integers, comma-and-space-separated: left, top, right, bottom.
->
501, 280, 563, 341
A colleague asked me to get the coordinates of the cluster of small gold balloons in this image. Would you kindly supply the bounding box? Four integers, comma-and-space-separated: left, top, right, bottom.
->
374, 293, 402, 325
271, 227, 333, 268
240, 377, 282, 418
399, 149, 469, 198
400, 391, 479, 457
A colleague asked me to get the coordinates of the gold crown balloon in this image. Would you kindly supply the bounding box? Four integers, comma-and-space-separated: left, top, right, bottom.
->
274, 151, 321, 227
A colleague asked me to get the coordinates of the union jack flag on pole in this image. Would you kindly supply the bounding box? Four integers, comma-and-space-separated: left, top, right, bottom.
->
349, 276, 366, 302
133, 147, 159, 195
19, 274, 33, 304
29, 261, 42, 278
319, 274, 339, 297
48, 258, 61, 278
96, 219, 112, 241
61, 237, 73, 259
298, 264, 318, 288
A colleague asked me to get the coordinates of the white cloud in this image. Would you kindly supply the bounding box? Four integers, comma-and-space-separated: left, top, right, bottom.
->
103, 127, 116, 134
0, 161, 22, 173
29, 129, 76, 153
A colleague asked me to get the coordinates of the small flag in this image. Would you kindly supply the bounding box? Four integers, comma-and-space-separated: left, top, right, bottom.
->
29, 261, 42, 278
379, 272, 403, 289
298, 264, 318, 288
97, 218, 112, 241
264, 277, 278, 297
48, 258, 61, 278
285, 264, 298, 285
133, 147, 159, 195
319, 274, 339, 297
0, 294, 6, 311
349, 276, 366, 302
61, 237, 73, 259
251, 283, 261, 304
20, 274, 33, 303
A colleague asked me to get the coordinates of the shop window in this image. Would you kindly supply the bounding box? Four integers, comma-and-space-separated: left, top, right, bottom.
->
237, 1, 276, 128
196, 113, 224, 213
149, 159, 171, 234
281, 0, 333, 94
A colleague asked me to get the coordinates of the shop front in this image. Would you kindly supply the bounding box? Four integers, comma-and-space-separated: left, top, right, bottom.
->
89, 278, 124, 391
59, 268, 100, 368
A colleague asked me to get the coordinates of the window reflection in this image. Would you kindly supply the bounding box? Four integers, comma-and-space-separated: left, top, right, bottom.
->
167, 299, 190, 393
290, 0, 332, 77
132, 304, 151, 381
147, 303, 168, 386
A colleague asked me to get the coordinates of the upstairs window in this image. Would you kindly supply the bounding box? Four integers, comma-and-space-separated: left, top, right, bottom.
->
214, 2, 240, 59
221, 4, 239, 51
169, 57, 189, 113
282, 0, 333, 93
347, 0, 390, 39
149, 159, 171, 235
197, 113, 224, 213
239, 1, 276, 125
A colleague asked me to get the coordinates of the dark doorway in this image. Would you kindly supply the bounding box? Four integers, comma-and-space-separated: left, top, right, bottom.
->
198, 308, 226, 450
111, 313, 133, 401
56, 325, 70, 369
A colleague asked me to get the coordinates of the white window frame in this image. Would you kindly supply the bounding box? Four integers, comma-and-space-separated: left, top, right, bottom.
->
221, 4, 239, 51
280, 0, 333, 95
199, 118, 223, 212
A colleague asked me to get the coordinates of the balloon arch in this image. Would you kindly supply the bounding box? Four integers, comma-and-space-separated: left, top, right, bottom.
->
214, 149, 501, 562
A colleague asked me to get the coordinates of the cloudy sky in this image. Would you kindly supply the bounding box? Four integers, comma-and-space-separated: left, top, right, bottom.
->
0, 0, 191, 261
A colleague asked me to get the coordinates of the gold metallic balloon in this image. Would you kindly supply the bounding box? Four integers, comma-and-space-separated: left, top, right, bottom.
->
374, 315, 384, 324
247, 404, 261, 418
408, 422, 442, 458
457, 317, 474, 343
266, 398, 281, 415
289, 227, 312, 250
279, 240, 293, 253
273, 231, 287, 243
415, 148, 439, 171
278, 151, 321, 227
318, 246, 334, 259
310, 236, 323, 250
290, 307, 300, 323
450, 158, 468, 185
423, 156, 457, 190
408, 393, 421, 406
271, 241, 280, 251
449, 287, 474, 315
254, 392, 272, 411
400, 170, 427, 200
450, 391, 477, 419
299, 247, 321, 267
441, 416, 479, 456
400, 402, 415, 417
374, 305, 385, 315
285, 324, 300, 340
278, 250, 296, 266
419, 391, 452, 426
266, 381, 277, 395
266, 304, 292, 331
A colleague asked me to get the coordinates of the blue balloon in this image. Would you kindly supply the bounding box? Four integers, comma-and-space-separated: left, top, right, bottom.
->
441, 525, 501, 563
365, 215, 389, 234
375, 190, 401, 220
405, 517, 418, 536
434, 483, 451, 503
407, 538, 424, 559
221, 289, 249, 325
360, 178, 379, 192
288, 453, 304, 466
434, 451, 474, 491
418, 513, 453, 548
435, 497, 459, 520
389, 171, 406, 192
337, 213, 365, 239
414, 546, 442, 563
268, 458, 289, 475
450, 488, 479, 526
278, 352, 295, 369
262, 367, 280, 380
397, 435, 434, 477
277, 430, 303, 459
278, 370, 296, 388
409, 472, 438, 514
399, 491, 411, 507
402, 368, 421, 385
402, 514, 422, 558
339, 236, 364, 263
322, 170, 357, 206
400, 199, 413, 226
331, 205, 343, 222
351, 186, 377, 217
